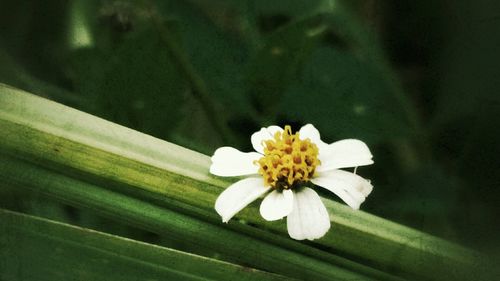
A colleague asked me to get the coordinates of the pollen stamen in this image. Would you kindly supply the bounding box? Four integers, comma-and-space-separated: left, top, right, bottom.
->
256, 126, 320, 189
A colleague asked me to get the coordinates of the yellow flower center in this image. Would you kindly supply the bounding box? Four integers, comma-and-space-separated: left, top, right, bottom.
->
256, 125, 320, 189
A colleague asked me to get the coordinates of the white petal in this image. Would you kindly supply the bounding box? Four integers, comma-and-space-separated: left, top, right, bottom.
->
215, 177, 270, 222
317, 139, 373, 172
311, 169, 373, 210
298, 124, 328, 149
259, 189, 294, 221
286, 188, 330, 240
251, 126, 283, 154
210, 147, 261, 177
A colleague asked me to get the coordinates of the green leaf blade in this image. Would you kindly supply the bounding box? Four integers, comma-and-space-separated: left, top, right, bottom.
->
0, 209, 292, 281
0, 84, 492, 280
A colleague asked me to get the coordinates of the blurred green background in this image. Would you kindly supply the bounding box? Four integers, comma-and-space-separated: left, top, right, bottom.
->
1, 0, 499, 260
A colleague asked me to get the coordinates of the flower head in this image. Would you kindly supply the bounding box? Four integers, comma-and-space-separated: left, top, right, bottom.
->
256, 125, 320, 188
210, 124, 374, 240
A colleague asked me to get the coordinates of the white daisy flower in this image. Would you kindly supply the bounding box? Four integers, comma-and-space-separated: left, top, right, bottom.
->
210, 124, 374, 240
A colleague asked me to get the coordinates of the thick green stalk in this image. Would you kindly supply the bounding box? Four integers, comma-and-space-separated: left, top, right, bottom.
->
0, 84, 490, 280
0, 154, 370, 281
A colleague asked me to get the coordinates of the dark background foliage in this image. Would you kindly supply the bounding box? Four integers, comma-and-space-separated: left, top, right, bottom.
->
1, 0, 499, 260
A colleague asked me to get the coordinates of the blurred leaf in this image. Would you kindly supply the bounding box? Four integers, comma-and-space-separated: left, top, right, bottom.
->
0, 1, 70, 86
279, 47, 409, 144
253, 0, 325, 19
163, 0, 253, 111
246, 15, 326, 115
70, 26, 189, 141
0, 209, 291, 281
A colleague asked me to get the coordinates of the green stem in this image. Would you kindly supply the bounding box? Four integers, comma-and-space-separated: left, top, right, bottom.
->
0, 154, 372, 281
0, 84, 488, 281
146, 4, 234, 144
